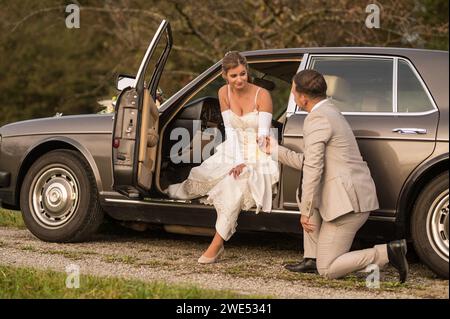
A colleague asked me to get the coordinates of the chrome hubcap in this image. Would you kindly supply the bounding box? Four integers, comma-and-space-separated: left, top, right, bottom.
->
30, 165, 79, 229
427, 191, 449, 262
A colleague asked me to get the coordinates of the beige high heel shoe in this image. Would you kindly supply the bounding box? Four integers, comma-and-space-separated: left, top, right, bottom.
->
197, 246, 224, 264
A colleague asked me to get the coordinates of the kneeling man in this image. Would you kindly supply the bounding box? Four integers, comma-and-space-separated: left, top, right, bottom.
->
262, 70, 408, 283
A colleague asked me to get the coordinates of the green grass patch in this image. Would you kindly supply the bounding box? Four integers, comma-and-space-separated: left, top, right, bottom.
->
137, 260, 173, 268
44, 250, 85, 261
0, 265, 265, 299
20, 245, 38, 252
221, 261, 414, 292
102, 255, 140, 265
0, 208, 25, 229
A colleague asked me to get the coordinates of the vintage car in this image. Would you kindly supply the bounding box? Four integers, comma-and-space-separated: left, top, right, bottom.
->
0, 21, 448, 278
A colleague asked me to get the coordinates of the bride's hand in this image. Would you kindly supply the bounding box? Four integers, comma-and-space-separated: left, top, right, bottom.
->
229, 163, 246, 179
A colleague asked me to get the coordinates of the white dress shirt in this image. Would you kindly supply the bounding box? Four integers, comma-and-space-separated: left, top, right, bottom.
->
310, 98, 329, 113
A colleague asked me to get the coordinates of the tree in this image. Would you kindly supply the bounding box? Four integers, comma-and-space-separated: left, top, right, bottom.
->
0, 0, 447, 126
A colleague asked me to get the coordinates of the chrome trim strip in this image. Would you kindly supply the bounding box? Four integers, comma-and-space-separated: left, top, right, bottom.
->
134, 20, 167, 89
393, 57, 398, 113
294, 109, 438, 116
351, 136, 435, 141
286, 54, 308, 117
301, 54, 438, 115
104, 198, 301, 214
104, 198, 397, 220
283, 133, 436, 141
298, 53, 309, 70
4, 132, 112, 138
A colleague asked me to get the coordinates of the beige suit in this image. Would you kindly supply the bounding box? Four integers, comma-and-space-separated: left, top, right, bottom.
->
277, 100, 389, 279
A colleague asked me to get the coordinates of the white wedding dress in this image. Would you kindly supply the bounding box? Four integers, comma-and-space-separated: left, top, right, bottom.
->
165, 86, 279, 241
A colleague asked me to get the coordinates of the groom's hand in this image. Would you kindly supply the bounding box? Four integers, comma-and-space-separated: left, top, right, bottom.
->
300, 215, 315, 233
258, 136, 276, 154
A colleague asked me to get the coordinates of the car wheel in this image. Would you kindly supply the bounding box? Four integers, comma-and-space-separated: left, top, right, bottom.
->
411, 172, 449, 278
20, 149, 104, 242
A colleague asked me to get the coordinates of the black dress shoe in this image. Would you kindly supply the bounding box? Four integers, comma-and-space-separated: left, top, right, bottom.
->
387, 239, 409, 283
284, 258, 317, 273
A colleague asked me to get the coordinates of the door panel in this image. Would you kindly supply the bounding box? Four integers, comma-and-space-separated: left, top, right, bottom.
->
112, 88, 139, 188
112, 20, 172, 197
281, 114, 306, 209
345, 113, 438, 213
281, 112, 439, 213
137, 89, 159, 190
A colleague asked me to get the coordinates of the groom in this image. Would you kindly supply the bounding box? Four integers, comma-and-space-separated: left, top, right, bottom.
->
262, 70, 409, 282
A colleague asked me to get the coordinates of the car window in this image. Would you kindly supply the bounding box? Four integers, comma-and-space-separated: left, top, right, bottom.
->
187, 60, 300, 121
142, 30, 187, 104
249, 68, 294, 120
309, 57, 393, 112
188, 74, 223, 102
397, 60, 435, 113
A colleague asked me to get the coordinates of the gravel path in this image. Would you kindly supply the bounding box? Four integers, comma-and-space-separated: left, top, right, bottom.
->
0, 225, 448, 299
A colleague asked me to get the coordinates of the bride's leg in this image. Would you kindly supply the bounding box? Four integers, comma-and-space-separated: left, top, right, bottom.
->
202, 232, 224, 258
199, 174, 246, 259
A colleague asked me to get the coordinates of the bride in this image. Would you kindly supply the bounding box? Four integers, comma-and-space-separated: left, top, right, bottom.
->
165, 51, 279, 263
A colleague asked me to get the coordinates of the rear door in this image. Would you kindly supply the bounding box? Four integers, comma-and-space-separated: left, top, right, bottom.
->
282, 54, 439, 216
112, 20, 172, 198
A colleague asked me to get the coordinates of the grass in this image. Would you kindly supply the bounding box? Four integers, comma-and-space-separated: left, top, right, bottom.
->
102, 255, 140, 265
0, 265, 267, 299
220, 261, 416, 292
44, 250, 86, 261
137, 260, 173, 268
20, 245, 38, 252
0, 208, 25, 229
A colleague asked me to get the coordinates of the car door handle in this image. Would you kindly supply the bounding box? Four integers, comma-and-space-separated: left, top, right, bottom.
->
392, 128, 427, 135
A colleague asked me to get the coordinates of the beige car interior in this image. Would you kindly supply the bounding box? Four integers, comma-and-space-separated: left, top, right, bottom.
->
324, 75, 352, 110
137, 88, 159, 190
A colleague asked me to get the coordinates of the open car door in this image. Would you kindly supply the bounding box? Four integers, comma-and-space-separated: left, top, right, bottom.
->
112, 20, 172, 198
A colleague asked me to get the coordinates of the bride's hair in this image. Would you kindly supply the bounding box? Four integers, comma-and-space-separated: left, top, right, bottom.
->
222, 51, 249, 81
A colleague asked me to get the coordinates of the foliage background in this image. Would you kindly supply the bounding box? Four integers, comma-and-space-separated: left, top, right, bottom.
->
0, 0, 448, 126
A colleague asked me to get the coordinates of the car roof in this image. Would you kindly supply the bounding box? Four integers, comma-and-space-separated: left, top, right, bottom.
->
243, 47, 448, 57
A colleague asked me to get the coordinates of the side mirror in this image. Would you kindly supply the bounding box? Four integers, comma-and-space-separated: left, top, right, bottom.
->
116, 74, 136, 91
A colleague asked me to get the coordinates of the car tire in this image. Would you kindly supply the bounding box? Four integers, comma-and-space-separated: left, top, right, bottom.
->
20, 149, 104, 242
411, 172, 449, 278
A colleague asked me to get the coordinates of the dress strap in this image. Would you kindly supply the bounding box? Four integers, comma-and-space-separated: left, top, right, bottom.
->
227, 85, 231, 110
254, 87, 261, 111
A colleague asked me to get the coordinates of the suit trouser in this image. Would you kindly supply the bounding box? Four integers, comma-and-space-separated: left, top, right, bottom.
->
303, 211, 389, 279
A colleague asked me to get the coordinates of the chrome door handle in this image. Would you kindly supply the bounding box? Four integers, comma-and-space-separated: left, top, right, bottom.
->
392, 128, 427, 135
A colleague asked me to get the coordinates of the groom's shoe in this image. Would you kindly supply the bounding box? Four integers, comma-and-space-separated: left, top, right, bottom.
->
387, 239, 409, 283
284, 258, 317, 273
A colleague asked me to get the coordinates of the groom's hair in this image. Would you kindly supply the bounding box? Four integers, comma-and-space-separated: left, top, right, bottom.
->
293, 70, 327, 99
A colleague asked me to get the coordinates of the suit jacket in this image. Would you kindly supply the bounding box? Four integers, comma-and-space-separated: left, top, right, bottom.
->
277, 100, 379, 221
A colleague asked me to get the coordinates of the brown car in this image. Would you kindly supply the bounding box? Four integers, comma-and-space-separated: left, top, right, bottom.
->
0, 21, 448, 278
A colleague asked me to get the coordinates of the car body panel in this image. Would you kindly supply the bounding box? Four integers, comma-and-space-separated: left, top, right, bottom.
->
0, 47, 448, 243
0, 114, 114, 208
